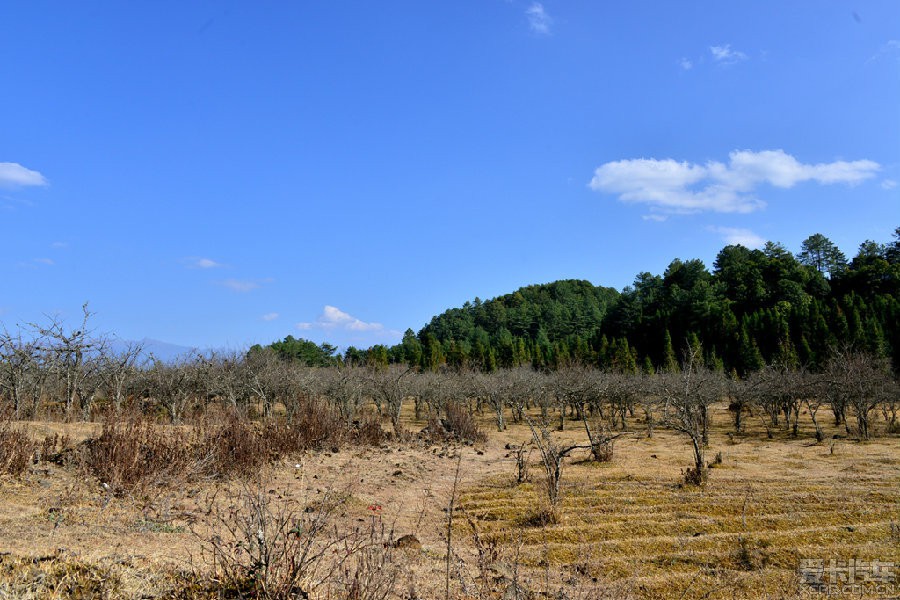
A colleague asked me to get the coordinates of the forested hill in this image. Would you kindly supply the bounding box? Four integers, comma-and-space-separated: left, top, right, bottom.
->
394, 230, 900, 373
414, 279, 619, 370
268, 229, 899, 374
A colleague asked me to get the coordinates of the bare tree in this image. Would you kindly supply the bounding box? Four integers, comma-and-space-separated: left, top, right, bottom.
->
657, 345, 725, 484
148, 356, 199, 424
467, 370, 516, 432
319, 366, 366, 426
747, 365, 809, 437
368, 365, 412, 437
0, 328, 42, 418
824, 348, 893, 440
522, 413, 590, 522
30, 304, 100, 419
97, 340, 145, 413
244, 348, 292, 418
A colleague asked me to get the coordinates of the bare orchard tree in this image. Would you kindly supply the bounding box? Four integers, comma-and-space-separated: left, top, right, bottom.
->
30, 304, 101, 419
748, 365, 810, 437
410, 370, 443, 421
466, 370, 516, 432
521, 409, 591, 522
544, 365, 596, 431
244, 348, 293, 418
201, 350, 252, 414
318, 366, 366, 426
823, 348, 894, 440
802, 372, 828, 443
148, 356, 200, 424
97, 340, 145, 413
605, 372, 642, 430
506, 366, 542, 424
76, 349, 108, 421
657, 345, 725, 484
368, 365, 413, 437
281, 365, 324, 421
0, 327, 42, 418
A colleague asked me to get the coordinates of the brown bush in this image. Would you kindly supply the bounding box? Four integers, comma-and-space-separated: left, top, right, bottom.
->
0, 420, 34, 477
424, 401, 486, 445
348, 410, 385, 446
80, 414, 195, 496
265, 398, 384, 456
192, 481, 399, 600
194, 410, 269, 479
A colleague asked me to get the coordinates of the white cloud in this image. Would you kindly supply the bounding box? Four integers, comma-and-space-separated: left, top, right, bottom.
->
185, 257, 223, 269
195, 257, 222, 269
261, 312, 279, 321
679, 57, 693, 70
221, 279, 260, 292
710, 44, 747, 65
881, 179, 897, 190
642, 214, 668, 222
297, 305, 387, 334
589, 149, 880, 214
16, 257, 55, 269
526, 2, 551, 35
0, 163, 48, 188
867, 40, 900, 63
708, 226, 765, 249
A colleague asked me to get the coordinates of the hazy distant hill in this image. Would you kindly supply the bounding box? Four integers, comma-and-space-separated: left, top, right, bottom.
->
107, 337, 198, 363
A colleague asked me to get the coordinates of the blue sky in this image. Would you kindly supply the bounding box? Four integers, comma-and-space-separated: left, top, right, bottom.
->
2, 1, 898, 350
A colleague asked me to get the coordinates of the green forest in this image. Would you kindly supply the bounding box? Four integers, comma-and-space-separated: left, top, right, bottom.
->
264, 229, 900, 375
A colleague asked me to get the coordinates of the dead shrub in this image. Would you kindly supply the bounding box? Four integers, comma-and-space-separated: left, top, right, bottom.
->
194, 411, 269, 479
80, 413, 195, 496
589, 438, 615, 463
424, 401, 486, 445
734, 535, 771, 570
349, 410, 385, 446
0, 419, 34, 477
194, 481, 399, 600
265, 397, 349, 455
682, 465, 706, 486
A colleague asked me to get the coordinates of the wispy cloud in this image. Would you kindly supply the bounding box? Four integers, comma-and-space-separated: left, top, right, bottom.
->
261, 312, 279, 321
867, 40, 900, 63
709, 44, 747, 65
220, 278, 268, 293
51, 241, 68, 249
708, 226, 765, 249
197, 258, 222, 268
881, 179, 897, 190
589, 149, 880, 215
186, 257, 224, 269
0, 163, 48, 188
298, 305, 385, 332
295, 306, 403, 343
678, 57, 693, 71
642, 214, 668, 222
16, 257, 55, 269
526, 2, 551, 35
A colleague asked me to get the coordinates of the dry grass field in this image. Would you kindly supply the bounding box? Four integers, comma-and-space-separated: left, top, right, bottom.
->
0, 402, 897, 599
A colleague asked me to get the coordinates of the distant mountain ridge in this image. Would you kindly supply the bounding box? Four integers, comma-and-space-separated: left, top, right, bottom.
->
107, 337, 198, 363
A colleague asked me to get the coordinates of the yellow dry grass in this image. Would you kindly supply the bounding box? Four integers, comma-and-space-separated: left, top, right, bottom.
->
0, 401, 897, 599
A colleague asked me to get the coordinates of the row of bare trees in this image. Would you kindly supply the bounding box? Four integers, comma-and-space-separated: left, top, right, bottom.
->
1, 313, 897, 448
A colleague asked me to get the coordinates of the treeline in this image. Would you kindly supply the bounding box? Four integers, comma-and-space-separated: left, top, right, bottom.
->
330, 229, 899, 374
